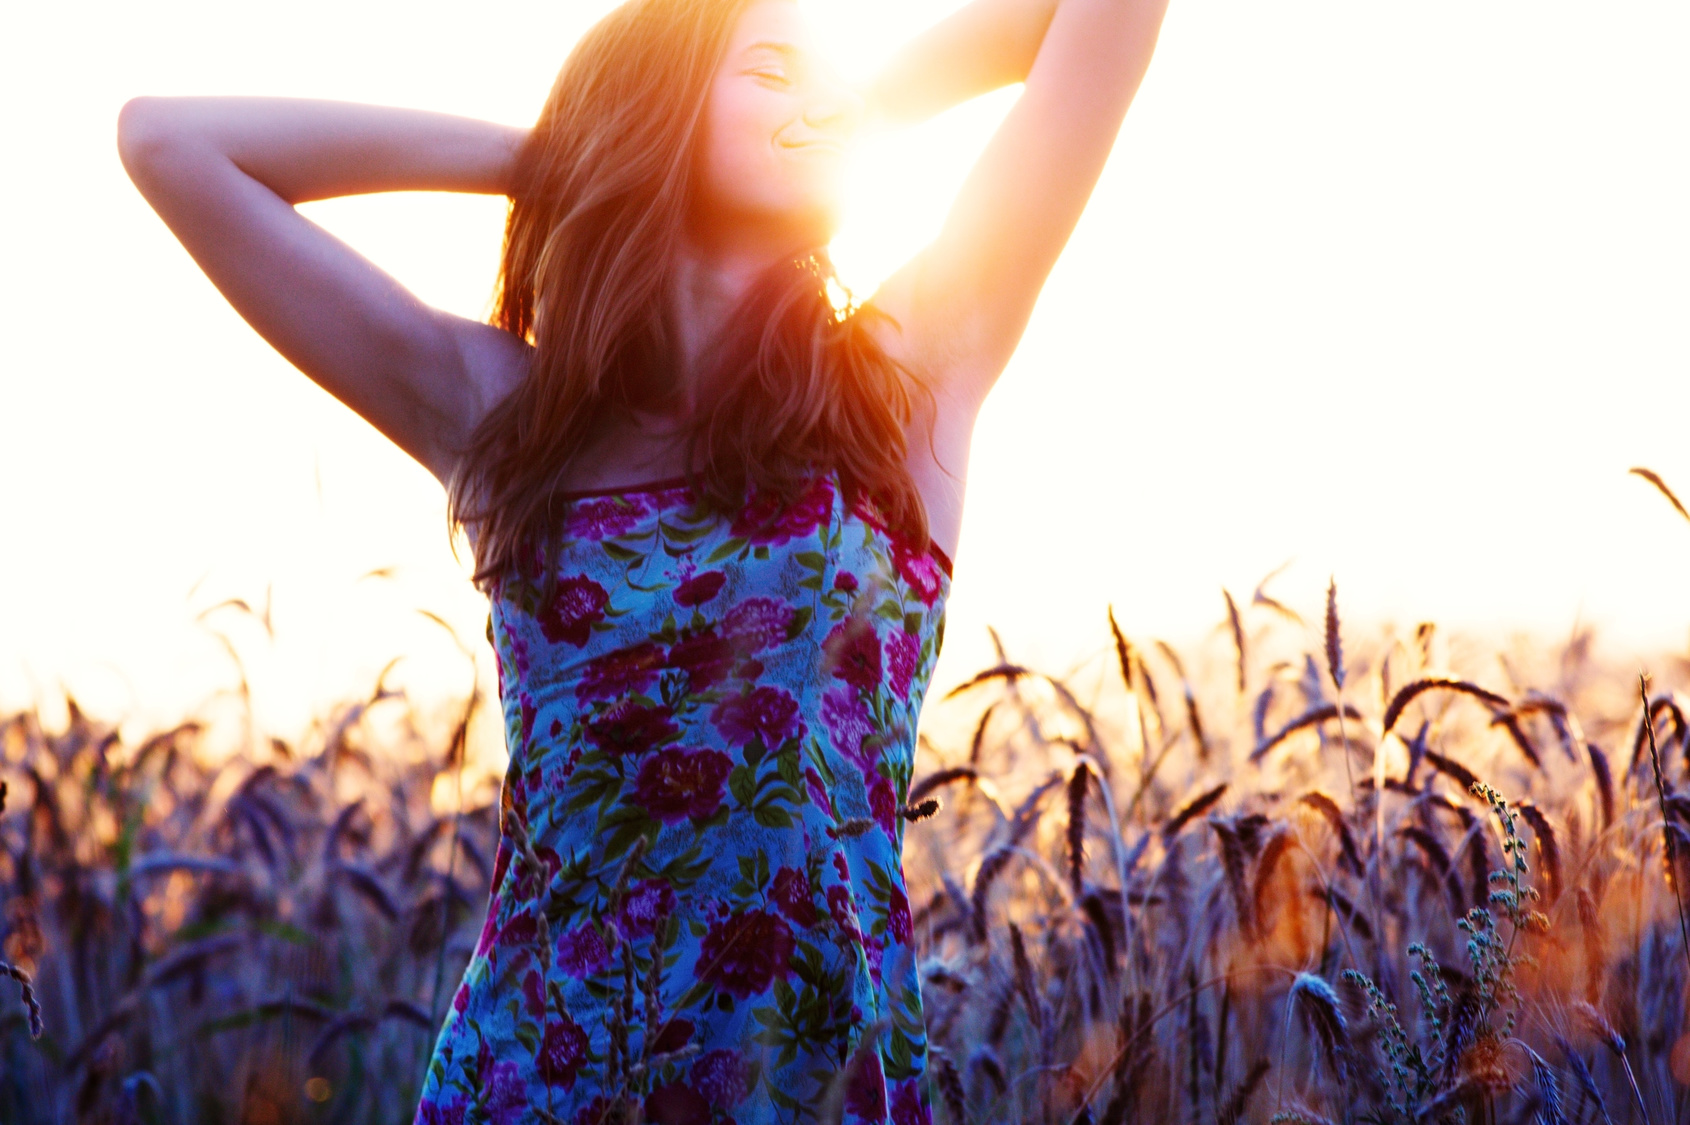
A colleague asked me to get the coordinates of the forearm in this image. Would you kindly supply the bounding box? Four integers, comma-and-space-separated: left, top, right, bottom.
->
865, 0, 1063, 126
117, 97, 526, 204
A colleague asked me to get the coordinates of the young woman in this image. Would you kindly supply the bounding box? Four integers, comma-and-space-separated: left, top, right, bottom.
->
117, 0, 1167, 1120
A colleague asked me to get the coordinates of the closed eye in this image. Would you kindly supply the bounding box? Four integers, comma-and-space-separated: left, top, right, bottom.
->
743, 39, 803, 86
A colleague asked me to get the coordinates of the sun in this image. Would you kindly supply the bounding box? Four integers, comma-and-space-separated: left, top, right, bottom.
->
798, 0, 1022, 300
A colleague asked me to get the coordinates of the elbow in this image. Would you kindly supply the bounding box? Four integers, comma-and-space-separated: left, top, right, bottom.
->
116, 97, 188, 183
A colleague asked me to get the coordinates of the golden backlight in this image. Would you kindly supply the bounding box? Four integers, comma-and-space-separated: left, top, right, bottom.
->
2, 0, 1687, 771
799, 0, 1023, 300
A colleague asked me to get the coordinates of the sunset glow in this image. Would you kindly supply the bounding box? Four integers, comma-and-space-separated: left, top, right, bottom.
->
12, 6, 1690, 1117
3, 0, 1688, 767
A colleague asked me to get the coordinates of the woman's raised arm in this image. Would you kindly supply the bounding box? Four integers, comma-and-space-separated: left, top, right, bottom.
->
863, 0, 1170, 407
116, 97, 532, 484
863, 0, 1060, 127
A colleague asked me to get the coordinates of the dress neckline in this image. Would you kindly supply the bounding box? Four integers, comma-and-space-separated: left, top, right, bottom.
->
555, 474, 954, 578
555, 475, 691, 500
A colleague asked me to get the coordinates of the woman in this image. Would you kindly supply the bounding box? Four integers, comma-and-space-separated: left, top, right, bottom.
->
117, 0, 1167, 1120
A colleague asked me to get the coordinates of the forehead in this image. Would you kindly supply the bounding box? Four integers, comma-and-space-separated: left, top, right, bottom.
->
722, 0, 817, 59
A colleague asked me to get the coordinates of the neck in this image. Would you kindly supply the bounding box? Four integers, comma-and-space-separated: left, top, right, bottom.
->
663, 214, 820, 410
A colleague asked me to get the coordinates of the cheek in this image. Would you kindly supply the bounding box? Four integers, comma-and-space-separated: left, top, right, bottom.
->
707, 122, 768, 180
697, 89, 792, 207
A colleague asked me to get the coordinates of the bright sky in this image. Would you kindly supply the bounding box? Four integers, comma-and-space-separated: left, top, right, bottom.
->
3, 0, 1688, 763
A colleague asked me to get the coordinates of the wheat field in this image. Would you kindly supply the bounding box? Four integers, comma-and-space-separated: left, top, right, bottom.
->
5, 525, 1690, 1123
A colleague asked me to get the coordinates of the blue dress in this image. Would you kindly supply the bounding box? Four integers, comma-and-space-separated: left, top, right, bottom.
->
414, 468, 952, 1125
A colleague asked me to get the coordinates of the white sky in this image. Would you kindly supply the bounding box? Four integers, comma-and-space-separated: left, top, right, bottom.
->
3, 0, 1688, 762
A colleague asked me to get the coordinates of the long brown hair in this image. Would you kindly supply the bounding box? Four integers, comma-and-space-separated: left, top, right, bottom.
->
446, 0, 938, 594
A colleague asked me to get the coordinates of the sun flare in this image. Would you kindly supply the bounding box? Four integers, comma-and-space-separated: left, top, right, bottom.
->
798, 0, 1019, 298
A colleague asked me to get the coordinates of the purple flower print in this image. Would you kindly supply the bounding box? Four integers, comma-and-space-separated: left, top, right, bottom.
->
564, 495, 650, 541
472, 843, 513, 958
416, 1094, 468, 1125
537, 574, 610, 647
844, 1048, 887, 1121
691, 1048, 751, 1108
806, 768, 835, 816
512, 845, 562, 900
667, 627, 737, 691
495, 912, 538, 950
710, 685, 801, 748
584, 700, 679, 757
868, 777, 897, 838
886, 629, 920, 698
507, 626, 532, 679
820, 685, 874, 766
634, 748, 733, 823
555, 923, 611, 978
521, 968, 545, 1018
887, 883, 913, 944
729, 476, 833, 545
890, 1078, 929, 1125
538, 1012, 590, 1089
576, 641, 665, 701
479, 1060, 528, 1125
650, 1018, 694, 1055
721, 597, 794, 653
698, 908, 794, 997
618, 879, 677, 938
673, 569, 726, 607
769, 865, 818, 928
427, 465, 948, 1118
891, 543, 945, 607
543, 748, 584, 792
644, 1082, 711, 1125
822, 617, 882, 693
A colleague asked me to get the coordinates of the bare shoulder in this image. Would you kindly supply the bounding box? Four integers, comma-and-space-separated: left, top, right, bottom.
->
431, 317, 532, 487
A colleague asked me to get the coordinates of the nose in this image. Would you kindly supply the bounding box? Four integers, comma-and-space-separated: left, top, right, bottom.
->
803, 75, 866, 137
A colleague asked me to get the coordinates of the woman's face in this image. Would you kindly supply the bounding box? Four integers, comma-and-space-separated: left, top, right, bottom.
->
691, 0, 864, 246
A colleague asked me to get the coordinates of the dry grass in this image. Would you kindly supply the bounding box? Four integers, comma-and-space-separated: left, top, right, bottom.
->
0, 684, 499, 1123
6, 585, 1690, 1123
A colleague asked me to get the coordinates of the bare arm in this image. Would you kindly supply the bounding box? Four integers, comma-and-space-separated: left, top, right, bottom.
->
864, 0, 1170, 406
116, 97, 531, 483
863, 0, 1061, 127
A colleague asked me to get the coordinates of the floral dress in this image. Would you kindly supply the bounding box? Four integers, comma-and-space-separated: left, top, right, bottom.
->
414, 468, 953, 1125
